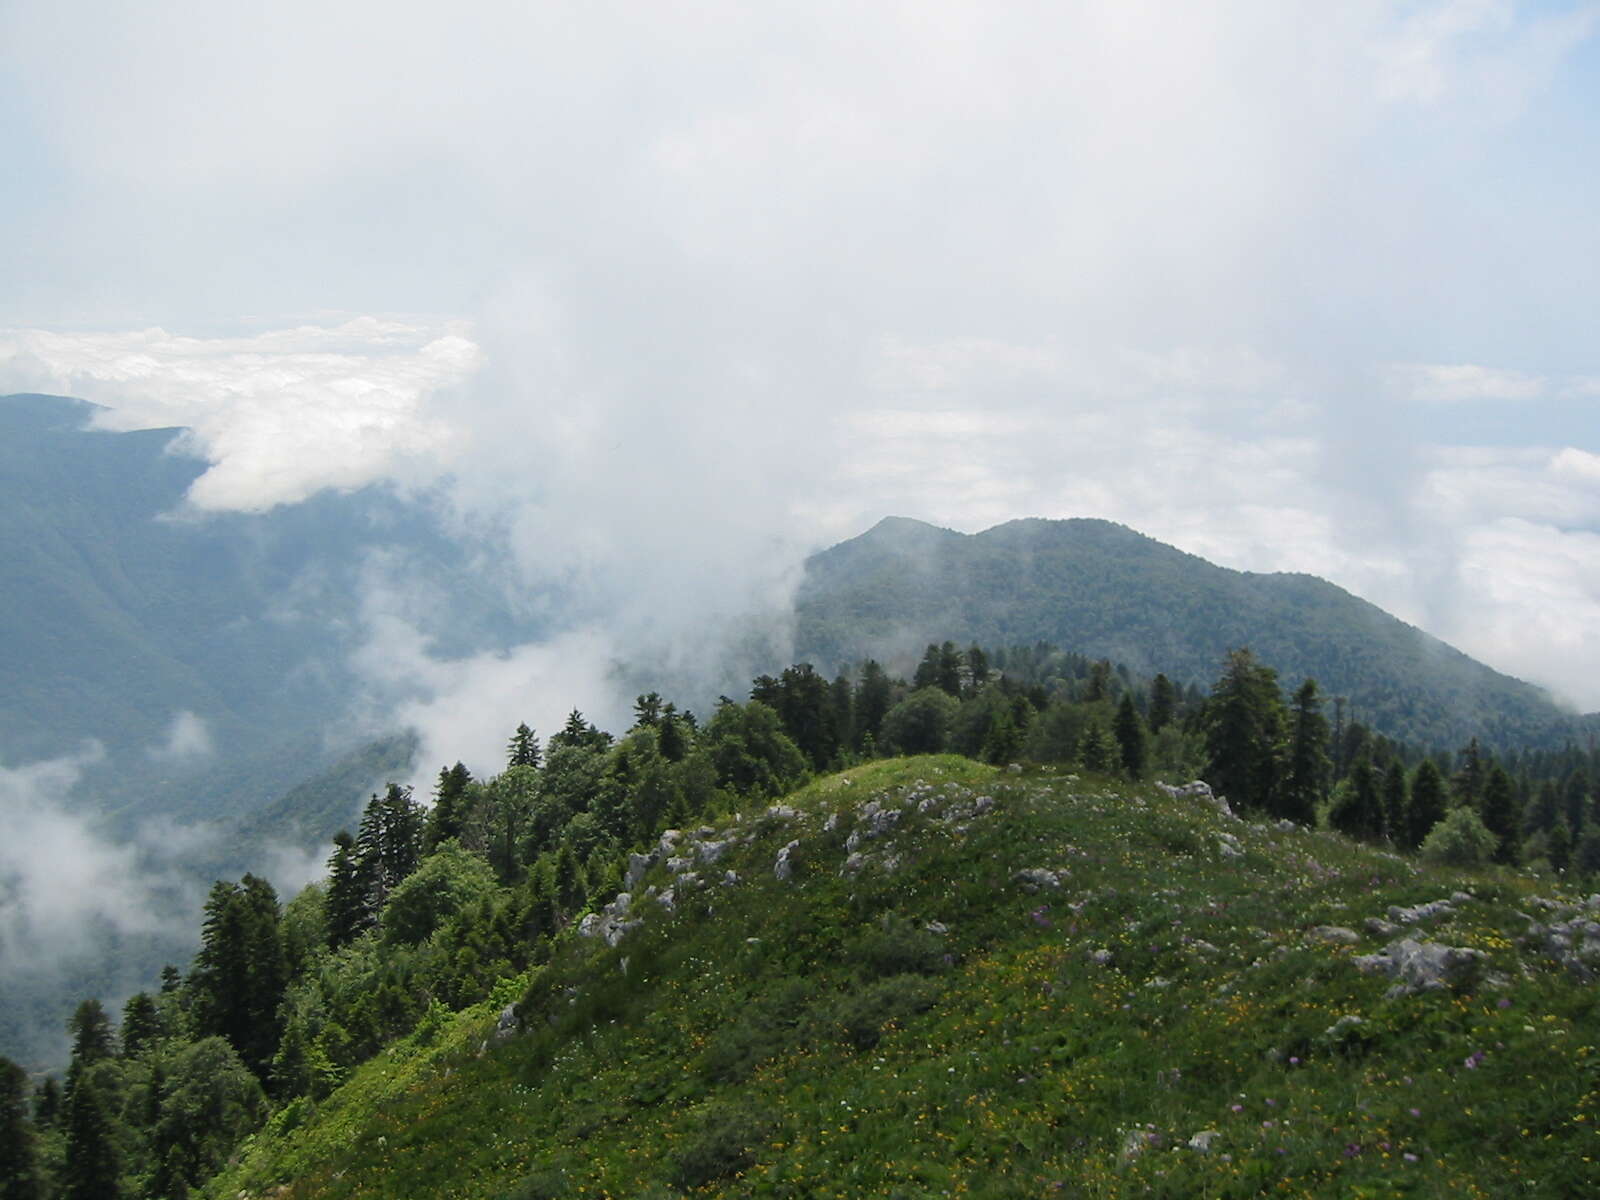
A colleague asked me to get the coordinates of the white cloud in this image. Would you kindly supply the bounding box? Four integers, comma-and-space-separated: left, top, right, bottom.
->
0, 320, 480, 511
1391, 362, 1545, 403
146, 710, 215, 764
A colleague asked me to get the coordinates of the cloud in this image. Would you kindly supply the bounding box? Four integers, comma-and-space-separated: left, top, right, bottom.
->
0, 745, 202, 974
1391, 363, 1545, 404
0, 320, 480, 511
146, 711, 215, 764
0, 0, 1596, 721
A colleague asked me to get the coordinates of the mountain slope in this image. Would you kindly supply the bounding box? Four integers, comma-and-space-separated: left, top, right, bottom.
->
0, 392, 530, 824
205, 759, 1600, 1199
796, 516, 1588, 752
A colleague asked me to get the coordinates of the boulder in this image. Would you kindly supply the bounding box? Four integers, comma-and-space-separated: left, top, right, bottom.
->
1354, 937, 1484, 997
774, 839, 802, 881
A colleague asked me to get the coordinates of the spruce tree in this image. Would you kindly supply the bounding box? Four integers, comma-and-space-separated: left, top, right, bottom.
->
1407, 759, 1449, 850
1112, 693, 1146, 779
853, 661, 893, 752
1382, 763, 1410, 848
1549, 819, 1574, 873
1147, 673, 1177, 734
1281, 679, 1330, 825
1481, 765, 1523, 865
189, 875, 287, 1080
1202, 649, 1286, 813
119, 992, 164, 1059
508, 723, 543, 768
325, 831, 372, 949
0, 1056, 41, 1200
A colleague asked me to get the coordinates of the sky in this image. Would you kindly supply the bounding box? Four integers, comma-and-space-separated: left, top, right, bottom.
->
2, 0, 1599, 733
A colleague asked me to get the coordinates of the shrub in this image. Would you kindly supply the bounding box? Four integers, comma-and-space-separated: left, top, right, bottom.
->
667, 1104, 777, 1190
815, 974, 940, 1051
1420, 806, 1499, 867
850, 916, 948, 978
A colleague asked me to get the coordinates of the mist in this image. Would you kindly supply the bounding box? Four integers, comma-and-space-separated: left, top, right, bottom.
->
1, 0, 1599, 738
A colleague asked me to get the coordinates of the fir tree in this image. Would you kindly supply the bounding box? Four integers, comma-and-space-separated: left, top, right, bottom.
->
853, 660, 893, 752
1147, 673, 1177, 734
1481, 764, 1523, 865
1407, 759, 1449, 850
0, 1056, 41, 1200
1112, 693, 1146, 779
507, 723, 542, 768
1281, 679, 1330, 825
325, 831, 372, 949
119, 992, 164, 1059
1202, 649, 1286, 814
1548, 819, 1574, 874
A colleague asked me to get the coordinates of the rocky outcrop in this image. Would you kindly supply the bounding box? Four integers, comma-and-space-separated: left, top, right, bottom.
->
1354, 937, 1484, 997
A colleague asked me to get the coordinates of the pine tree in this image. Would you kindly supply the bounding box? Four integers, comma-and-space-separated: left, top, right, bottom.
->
119, 992, 164, 1059
189, 875, 287, 1080
325, 831, 372, 949
853, 661, 893, 752
0, 1055, 42, 1200
1202, 649, 1286, 814
1382, 763, 1410, 847
1280, 679, 1330, 825
424, 762, 474, 852
1147, 673, 1177, 734
1112, 693, 1146, 779
507, 723, 542, 768
1482, 765, 1523, 865
1407, 760, 1449, 850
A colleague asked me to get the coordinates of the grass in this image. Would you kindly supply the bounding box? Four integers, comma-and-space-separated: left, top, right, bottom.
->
204, 757, 1600, 1198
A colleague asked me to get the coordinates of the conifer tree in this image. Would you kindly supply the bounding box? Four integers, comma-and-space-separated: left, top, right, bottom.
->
357, 784, 425, 911
1332, 756, 1385, 842
0, 1056, 41, 1200
1407, 759, 1449, 850
61, 1003, 120, 1200
1481, 764, 1523, 865
119, 992, 164, 1059
1281, 679, 1330, 825
1382, 762, 1410, 847
325, 831, 372, 949
508, 723, 542, 768
424, 762, 474, 852
1112, 693, 1146, 779
1147, 673, 1177, 733
1202, 649, 1286, 814
1079, 720, 1117, 773
853, 661, 893, 752
1549, 819, 1574, 873
189, 875, 287, 1080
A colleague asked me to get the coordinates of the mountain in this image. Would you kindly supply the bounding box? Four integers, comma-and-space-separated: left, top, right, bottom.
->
202, 758, 1600, 1198
0, 392, 532, 826
796, 516, 1593, 753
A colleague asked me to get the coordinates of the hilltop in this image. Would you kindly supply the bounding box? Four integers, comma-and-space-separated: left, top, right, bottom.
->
201, 758, 1600, 1199
797, 516, 1593, 753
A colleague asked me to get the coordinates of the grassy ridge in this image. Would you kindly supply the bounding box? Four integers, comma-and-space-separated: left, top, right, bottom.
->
208, 759, 1600, 1198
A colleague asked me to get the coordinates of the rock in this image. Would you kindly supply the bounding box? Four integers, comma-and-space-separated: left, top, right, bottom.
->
767, 804, 799, 820
1354, 937, 1485, 997
1088, 947, 1113, 966
1364, 917, 1401, 937
823, 811, 841, 832
974, 795, 994, 814
1276, 819, 1297, 832
1325, 1014, 1365, 1038
1188, 1130, 1221, 1152
696, 839, 734, 866
1006, 762, 1023, 775
1451, 891, 1474, 904
666, 855, 693, 875
1387, 899, 1456, 925
491, 1002, 518, 1042
1215, 832, 1244, 860
625, 850, 658, 892
1157, 779, 1236, 820
657, 888, 675, 912
924, 920, 949, 935
1013, 867, 1064, 892
576, 893, 642, 948
1310, 925, 1361, 945
722, 869, 740, 886
774, 839, 802, 881
842, 852, 868, 876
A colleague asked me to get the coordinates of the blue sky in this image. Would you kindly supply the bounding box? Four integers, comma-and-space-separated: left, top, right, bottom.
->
1, 0, 1598, 721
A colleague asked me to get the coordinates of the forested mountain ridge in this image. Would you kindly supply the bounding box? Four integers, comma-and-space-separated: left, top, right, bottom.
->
797, 516, 1593, 753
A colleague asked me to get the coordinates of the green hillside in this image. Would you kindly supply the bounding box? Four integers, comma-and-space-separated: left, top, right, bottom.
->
203, 758, 1600, 1199
797, 517, 1591, 753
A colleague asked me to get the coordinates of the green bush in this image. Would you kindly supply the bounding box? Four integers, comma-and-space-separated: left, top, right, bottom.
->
1420, 806, 1499, 867
667, 1104, 777, 1190
850, 915, 948, 978
815, 974, 940, 1050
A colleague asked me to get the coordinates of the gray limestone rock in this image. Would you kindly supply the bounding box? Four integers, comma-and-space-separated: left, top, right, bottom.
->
1354, 937, 1484, 997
